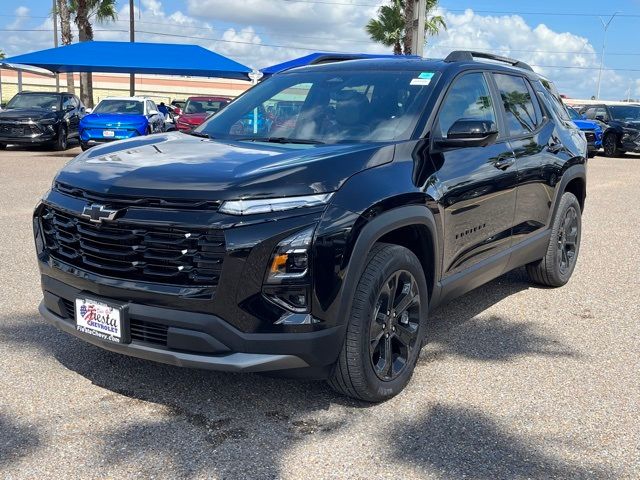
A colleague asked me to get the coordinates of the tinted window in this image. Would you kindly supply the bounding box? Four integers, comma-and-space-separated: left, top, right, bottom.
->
185, 98, 231, 115
62, 95, 76, 110
198, 70, 436, 144
93, 100, 144, 115
6, 93, 61, 111
437, 72, 496, 136
494, 74, 540, 136
609, 105, 640, 121
583, 107, 597, 119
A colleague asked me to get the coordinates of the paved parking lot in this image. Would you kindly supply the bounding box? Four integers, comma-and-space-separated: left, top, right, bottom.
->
0, 145, 638, 479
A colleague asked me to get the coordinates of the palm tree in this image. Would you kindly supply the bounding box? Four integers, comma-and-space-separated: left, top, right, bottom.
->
368, 0, 446, 55
366, 0, 404, 55
71, 0, 117, 107
53, 0, 75, 94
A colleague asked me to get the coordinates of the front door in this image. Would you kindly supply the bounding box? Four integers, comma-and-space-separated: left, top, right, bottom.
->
432, 71, 518, 277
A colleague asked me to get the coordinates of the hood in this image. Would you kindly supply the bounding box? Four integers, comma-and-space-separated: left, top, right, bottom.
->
54, 132, 392, 201
0, 108, 58, 122
80, 113, 147, 128
178, 113, 207, 124
573, 119, 602, 132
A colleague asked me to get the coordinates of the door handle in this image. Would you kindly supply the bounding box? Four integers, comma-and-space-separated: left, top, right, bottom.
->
494, 156, 515, 170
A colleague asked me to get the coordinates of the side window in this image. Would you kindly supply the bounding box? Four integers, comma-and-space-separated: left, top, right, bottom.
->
146, 100, 156, 113
494, 74, 541, 136
595, 107, 608, 120
584, 107, 597, 120
62, 95, 75, 110
437, 72, 496, 137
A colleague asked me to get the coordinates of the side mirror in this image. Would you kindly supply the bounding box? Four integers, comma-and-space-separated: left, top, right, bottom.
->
148, 109, 159, 116
435, 119, 499, 149
595, 115, 607, 122
0, 102, 6, 109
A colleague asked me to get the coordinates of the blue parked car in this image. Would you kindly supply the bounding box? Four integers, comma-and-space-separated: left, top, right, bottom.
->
79, 97, 165, 151
567, 106, 602, 157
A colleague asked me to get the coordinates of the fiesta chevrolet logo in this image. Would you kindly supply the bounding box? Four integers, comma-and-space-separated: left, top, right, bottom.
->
81, 204, 121, 223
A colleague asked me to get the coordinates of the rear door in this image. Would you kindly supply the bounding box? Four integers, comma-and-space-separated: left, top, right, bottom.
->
492, 73, 555, 245
433, 71, 518, 277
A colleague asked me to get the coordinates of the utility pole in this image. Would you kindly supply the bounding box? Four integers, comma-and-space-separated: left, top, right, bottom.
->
596, 12, 618, 100
129, 0, 135, 96
52, 0, 60, 92
411, 0, 427, 57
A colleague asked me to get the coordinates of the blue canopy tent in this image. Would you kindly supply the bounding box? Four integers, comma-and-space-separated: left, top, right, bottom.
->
2, 41, 252, 80
261, 52, 420, 76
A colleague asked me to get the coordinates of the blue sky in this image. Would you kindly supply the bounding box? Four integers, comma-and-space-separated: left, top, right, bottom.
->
2, 0, 640, 99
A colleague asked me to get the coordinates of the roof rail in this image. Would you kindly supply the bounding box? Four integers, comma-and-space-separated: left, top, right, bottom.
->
444, 50, 533, 72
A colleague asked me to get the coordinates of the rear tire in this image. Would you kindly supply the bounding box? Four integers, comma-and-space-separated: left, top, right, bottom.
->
328, 243, 428, 402
0, 143, 6, 150
526, 192, 582, 287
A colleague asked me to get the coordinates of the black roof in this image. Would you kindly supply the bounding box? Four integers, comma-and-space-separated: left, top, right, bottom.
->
283, 53, 539, 79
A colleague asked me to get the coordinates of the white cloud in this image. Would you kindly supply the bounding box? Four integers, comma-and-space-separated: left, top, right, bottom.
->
2, 1, 636, 99
427, 9, 627, 99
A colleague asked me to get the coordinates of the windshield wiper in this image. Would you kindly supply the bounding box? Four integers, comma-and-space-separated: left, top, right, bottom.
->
187, 131, 210, 138
236, 136, 325, 145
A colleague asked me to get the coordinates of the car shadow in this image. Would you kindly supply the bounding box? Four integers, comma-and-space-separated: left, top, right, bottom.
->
390, 403, 612, 479
0, 268, 583, 477
421, 268, 582, 364
0, 413, 41, 470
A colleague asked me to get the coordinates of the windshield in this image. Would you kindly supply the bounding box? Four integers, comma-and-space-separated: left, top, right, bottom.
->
184, 98, 230, 115
196, 70, 437, 144
93, 100, 144, 115
609, 105, 640, 121
567, 107, 581, 120
6, 93, 61, 111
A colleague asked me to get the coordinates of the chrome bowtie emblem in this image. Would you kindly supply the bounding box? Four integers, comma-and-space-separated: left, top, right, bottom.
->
81, 204, 121, 223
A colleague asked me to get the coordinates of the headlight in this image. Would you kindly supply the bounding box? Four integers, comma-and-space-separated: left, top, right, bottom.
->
219, 193, 333, 216
263, 225, 315, 313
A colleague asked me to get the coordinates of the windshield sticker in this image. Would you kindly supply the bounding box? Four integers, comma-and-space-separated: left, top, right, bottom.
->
418, 72, 435, 80
410, 78, 432, 86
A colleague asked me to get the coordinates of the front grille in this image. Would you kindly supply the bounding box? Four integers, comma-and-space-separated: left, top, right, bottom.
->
129, 319, 168, 345
0, 123, 40, 137
54, 182, 222, 210
40, 205, 225, 286
58, 296, 169, 347
584, 131, 596, 143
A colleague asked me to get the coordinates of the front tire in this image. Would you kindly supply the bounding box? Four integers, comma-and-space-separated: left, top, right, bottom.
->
328, 243, 428, 402
53, 125, 68, 151
526, 192, 582, 287
603, 133, 620, 157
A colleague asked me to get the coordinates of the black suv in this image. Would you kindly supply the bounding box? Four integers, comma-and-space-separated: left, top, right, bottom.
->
580, 103, 640, 157
0, 91, 83, 150
34, 51, 587, 401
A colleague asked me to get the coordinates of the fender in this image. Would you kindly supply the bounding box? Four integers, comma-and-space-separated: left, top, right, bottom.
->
548, 162, 587, 223
331, 205, 439, 328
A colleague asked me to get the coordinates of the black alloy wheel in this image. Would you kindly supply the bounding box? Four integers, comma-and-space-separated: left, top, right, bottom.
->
603, 133, 619, 157
369, 270, 420, 381
557, 206, 579, 276
328, 243, 428, 402
53, 125, 68, 151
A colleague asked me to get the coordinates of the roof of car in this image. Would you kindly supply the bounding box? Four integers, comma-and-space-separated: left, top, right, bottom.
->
100, 96, 147, 102
187, 96, 232, 101
281, 56, 540, 79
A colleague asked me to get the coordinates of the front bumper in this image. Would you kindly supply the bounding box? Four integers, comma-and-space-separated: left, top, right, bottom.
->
0, 132, 56, 145
80, 127, 142, 143
38, 273, 344, 372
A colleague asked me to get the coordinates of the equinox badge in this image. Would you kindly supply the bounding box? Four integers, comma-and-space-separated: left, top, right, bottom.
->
81, 204, 121, 223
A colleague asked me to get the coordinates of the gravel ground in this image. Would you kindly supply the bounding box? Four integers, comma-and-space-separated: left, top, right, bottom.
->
0, 145, 638, 479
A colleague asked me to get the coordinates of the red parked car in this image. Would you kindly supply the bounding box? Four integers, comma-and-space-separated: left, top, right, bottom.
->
175, 96, 232, 132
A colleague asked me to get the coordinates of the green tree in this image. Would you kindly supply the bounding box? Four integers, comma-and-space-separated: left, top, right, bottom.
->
366, 0, 404, 55
71, 0, 117, 107
367, 0, 446, 55
0, 50, 5, 60
52, 0, 75, 94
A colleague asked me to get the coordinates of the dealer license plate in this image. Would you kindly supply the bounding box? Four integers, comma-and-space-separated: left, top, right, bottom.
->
75, 297, 124, 343
103, 130, 115, 137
